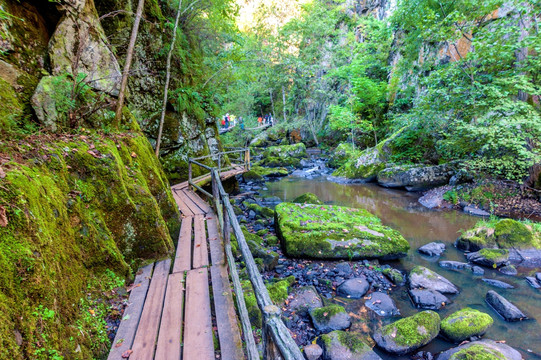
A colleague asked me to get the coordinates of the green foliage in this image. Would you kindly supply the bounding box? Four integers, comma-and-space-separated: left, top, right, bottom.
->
443, 190, 459, 204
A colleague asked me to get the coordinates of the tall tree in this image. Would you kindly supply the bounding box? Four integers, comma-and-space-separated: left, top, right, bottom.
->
156, 0, 183, 156
114, 0, 145, 126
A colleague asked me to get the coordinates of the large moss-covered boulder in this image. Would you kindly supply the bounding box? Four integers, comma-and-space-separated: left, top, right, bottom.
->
319, 331, 382, 360
373, 310, 440, 355
437, 339, 522, 360
31, 75, 74, 131
327, 142, 360, 169
258, 143, 308, 168
441, 308, 493, 343
377, 163, 455, 191
292, 192, 323, 205
0, 77, 22, 132
242, 165, 289, 182
275, 203, 410, 260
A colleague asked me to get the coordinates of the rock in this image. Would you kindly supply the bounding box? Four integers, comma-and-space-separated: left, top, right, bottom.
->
412, 351, 434, 360
438, 261, 471, 270
49, 0, 121, 96
382, 268, 406, 285
275, 202, 410, 260
319, 331, 382, 360
471, 266, 485, 276
448, 169, 473, 186
327, 143, 358, 169
292, 192, 323, 205
377, 164, 455, 191
304, 343, 323, 360
409, 289, 449, 310
537, 272, 541, 282
364, 292, 400, 317
409, 266, 459, 294
337, 277, 370, 299
418, 242, 446, 256
335, 262, 353, 276
466, 249, 509, 268
436, 339, 522, 360
525, 276, 541, 289
440, 308, 493, 343
287, 286, 323, 317
463, 206, 491, 217
258, 143, 308, 167
31, 75, 73, 132
310, 305, 351, 333
242, 166, 289, 182
373, 310, 441, 355
498, 265, 517, 276
485, 290, 527, 321
418, 192, 444, 209
481, 279, 514, 289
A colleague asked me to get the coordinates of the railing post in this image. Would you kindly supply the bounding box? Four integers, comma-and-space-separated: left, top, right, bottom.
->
245, 148, 251, 171
263, 305, 282, 360
218, 154, 222, 173
223, 194, 230, 244
188, 160, 192, 185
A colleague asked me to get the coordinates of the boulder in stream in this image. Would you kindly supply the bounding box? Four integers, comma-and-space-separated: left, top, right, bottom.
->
310, 304, 351, 333
409, 289, 449, 310
319, 331, 382, 360
438, 261, 471, 270
337, 277, 370, 299
365, 292, 400, 317
466, 249, 510, 268
436, 339, 522, 360
485, 290, 527, 322
409, 266, 459, 294
525, 276, 541, 289
377, 164, 455, 191
418, 242, 446, 257
482, 278, 514, 289
292, 192, 323, 205
373, 310, 441, 355
440, 308, 493, 343
287, 286, 323, 316
275, 203, 410, 260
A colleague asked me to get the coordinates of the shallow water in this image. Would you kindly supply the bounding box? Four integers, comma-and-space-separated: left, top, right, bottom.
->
260, 176, 541, 359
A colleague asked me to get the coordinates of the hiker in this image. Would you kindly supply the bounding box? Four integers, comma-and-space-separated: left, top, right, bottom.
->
258, 116, 263, 125
225, 114, 230, 128
221, 117, 226, 128
240, 117, 245, 130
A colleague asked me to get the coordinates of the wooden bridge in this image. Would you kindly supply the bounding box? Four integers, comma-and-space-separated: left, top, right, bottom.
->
108, 148, 303, 360
219, 123, 272, 135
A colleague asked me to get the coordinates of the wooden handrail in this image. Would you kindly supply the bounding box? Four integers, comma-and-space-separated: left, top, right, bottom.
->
187, 150, 303, 359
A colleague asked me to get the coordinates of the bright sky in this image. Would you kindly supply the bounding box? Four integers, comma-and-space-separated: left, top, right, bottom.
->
235, 0, 311, 33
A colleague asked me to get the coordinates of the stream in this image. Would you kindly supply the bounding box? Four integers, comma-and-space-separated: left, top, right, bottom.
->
259, 175, 541, 359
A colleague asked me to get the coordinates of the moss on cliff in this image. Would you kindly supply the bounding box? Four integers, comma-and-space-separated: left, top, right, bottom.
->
0, 132, 179, 359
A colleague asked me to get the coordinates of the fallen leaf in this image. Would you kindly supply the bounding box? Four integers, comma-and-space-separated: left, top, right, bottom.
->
88, 309, 95, 315
0, 167, 6, 179
0, 205, 8, 227
115, 339, 125, 347
323, 312, 328, 317
131, 152, 137, 158
126, 283, 141, 292
121, 349, 133, 358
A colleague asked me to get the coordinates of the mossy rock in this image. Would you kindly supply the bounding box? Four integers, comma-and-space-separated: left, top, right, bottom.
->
275, 202, 410, 260
243, 202, 274, 219
292, 192, 323, 205
258, 143, 307, 168
466, 249, 509, 268
441, 308, 493, 343
382, 268, 406, 285
319, 330, 380, 359
327, 143, 360, 169
241, 280, 262, 327
0, 78, 23, 132
310, 304, 351, 333
242, 227, 279, 270
266, 276, 295, 304
494, 219, 536, 248
438, 340, 522, 360
373, 310, 440, 355
242, 165, 289, 182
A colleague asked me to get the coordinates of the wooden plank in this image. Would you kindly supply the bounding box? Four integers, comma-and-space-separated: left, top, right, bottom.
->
173, 217, 192, 273
154, 272, 185, 360
176, 190, 205, 215
172, 190, 194, 217
183, 189, 212, 213
130, 259, 171, 360
210, 265, 244, 360
192, 215, 209, 268
107, 263, 154, 360
181, 189, 208, 215
183, 268, 214, 360
207, 215, 224, 266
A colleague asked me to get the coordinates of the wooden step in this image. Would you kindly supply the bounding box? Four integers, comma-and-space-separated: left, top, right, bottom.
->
107, 263, 153, 360
172, 190, 194, 217
154, 272, 185, 360
192, 215, 209, 268
210, 264, 244, 360
183, 268, 214, 360
173, 217, 192, 273
129, 259, 171, 360
176, 190, 205, 215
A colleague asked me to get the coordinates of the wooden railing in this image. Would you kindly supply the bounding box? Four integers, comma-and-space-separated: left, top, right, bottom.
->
188, 150, 304, 360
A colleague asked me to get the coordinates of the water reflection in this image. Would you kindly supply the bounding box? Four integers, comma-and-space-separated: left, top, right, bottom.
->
261, 176, 541, 359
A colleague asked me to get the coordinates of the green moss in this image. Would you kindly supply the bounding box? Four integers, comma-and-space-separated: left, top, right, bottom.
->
328, 143, 360, 168
382, 310, 440, 347
275, 202, 410, 260
0, 132, 179, 359
0, 78, 22, 132
266, 235, 279, 246
478, 248, 508, 262
311, 304, 347, 323
383, 268, 404, 284
243, 202, 274, 219
494, 219, 536, 248
241, 280, 262, 327
449, 344, 505, 360
266, 276, 295, 304
256, 229, 269, 237
441, 308, 493, 343
242, 165, 289, 181
257, 143, 307, 168
292, 192, 323, 205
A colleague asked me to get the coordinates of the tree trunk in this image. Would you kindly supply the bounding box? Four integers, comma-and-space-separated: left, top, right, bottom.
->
114, 0, 145, 127
269, 88, 276, 119
156, 0, 183, 156
281, 85, 287, 123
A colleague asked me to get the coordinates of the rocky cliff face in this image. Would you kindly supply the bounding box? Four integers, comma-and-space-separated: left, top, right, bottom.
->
0, 0, 221, 181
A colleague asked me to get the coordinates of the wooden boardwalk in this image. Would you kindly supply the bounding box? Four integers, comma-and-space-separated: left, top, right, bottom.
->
108, 178, 244, 359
